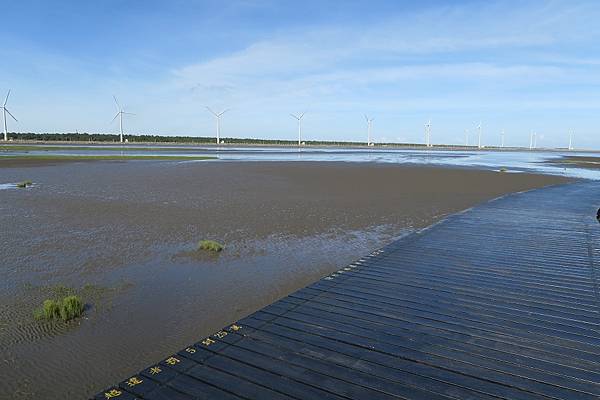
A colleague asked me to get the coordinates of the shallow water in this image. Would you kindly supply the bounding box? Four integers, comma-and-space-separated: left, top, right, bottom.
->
1, 228, 404, 398
2, 144, 599, 179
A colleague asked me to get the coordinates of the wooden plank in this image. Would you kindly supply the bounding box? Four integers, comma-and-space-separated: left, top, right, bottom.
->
92, 181, 600, 400
265, 301, 600, 396
289, 288, 600, 377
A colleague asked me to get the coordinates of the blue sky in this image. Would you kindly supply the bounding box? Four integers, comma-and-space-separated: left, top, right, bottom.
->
2, 0, 600, 148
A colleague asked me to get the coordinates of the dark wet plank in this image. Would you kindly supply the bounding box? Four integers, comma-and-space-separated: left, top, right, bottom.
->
93, 181, 600, 400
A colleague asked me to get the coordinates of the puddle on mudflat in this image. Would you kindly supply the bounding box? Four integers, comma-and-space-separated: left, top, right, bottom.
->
0, 182, 36, 190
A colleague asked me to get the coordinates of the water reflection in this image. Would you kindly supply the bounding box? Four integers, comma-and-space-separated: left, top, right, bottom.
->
1, 144, 598, 179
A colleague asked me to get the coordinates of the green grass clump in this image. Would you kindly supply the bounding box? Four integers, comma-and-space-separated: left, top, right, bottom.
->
36, 299, 61, 320
499, 167, 508, 173
198, 240, 224, 252
16, 180, 33, 188
60, 296, 84, 321
34, 295, 84, 322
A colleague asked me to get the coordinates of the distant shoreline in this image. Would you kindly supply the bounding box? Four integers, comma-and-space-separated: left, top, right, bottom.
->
0, 137, 587, 153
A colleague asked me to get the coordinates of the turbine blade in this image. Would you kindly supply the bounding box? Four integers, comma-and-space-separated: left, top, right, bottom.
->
299, 112, 305, 119
3, 89, 10, 107
113, 95, 121, 111
206, 106, 218, 116
123, 112, 136, 116
290, 113, 298, 120
218, 108, 230, 117
5, 108, 18, 122
111, 112, 120, 123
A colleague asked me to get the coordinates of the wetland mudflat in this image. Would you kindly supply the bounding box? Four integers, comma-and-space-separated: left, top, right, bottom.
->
0, 160, 570, 399
549, 155, 600, 169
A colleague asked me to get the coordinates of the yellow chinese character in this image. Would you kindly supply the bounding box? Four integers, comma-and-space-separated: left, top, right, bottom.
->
104, 389, 122, 398
201, 338, 215, 346
185, 347, 196, 354
229, 324, 242, 331
149, 366, 162, 375
126, 376, 143, 387
165, 356, 180, 365
214, 330, 228, 339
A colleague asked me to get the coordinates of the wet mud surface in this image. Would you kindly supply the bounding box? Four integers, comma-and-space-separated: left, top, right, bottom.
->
550, 155, 600, 169
0, 160, 570, 399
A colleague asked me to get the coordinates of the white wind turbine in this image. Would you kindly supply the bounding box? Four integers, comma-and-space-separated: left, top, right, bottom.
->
568, 130, 574, 150
528, 131, 538, 150
364, 115, 374, 146
465, 129, 469, 146
206, 107, 229, 145
424, 119, 431, 147
501, 129, 505, 148
111, 96, 134, 143
1, 90, 17, 141
476, 122, 482, 149
290, 112, 305, 146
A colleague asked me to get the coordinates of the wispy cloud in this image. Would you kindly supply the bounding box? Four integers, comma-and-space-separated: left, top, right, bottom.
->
153, 1, 599, 147
4, 0, 600, 147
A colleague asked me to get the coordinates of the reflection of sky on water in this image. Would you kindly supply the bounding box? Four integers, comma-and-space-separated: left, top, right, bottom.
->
1, 145, 599, 179
213, 148, 599, 179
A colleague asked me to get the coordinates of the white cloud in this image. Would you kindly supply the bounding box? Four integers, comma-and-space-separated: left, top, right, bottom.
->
168, 0, 598, 108
8, 0, 600, 147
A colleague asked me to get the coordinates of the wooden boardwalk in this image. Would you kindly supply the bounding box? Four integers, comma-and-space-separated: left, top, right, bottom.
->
94, 181, 600, 400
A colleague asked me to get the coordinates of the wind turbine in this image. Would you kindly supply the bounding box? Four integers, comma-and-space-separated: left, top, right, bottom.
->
465, 129, 469, 146
111, 96, 134, 143
424, 119, 431, 147
533, 132, 537, 149
501, 129, 505, 148
476, 122, 482, 149
529, 131, 534, 150
1, 90, 17, 141
364, 115, 374, 146
568, 130, 573, 150
290, 112, 305, 146
206, 107, 229, 145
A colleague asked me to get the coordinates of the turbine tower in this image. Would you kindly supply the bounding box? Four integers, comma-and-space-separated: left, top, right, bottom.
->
424, 120, 431, 147
568, 130, 573, 150
364, 115, 374, 146
111, 96, 134, 143
290, 112, 305, 146
501, 129, 505, 148
465, 129, 469, 146
476, 122, 482, 149
533, 132, 537, 149
1, 90, 17, 141
206, 107, 229, 145
529, 131, 534, 150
